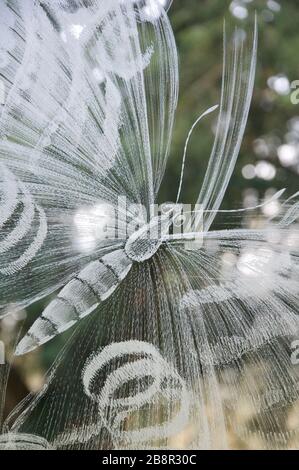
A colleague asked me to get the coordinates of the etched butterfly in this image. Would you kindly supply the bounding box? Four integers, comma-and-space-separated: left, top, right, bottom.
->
1, 0, 299, 451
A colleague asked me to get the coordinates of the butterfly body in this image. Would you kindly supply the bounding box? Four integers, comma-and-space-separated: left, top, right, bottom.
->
16, 248, 132, 354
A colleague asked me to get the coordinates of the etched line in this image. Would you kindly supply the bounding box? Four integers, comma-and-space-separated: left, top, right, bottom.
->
74, 275, 100, 302
99, 258, 121, 283
0, 205, 47, 275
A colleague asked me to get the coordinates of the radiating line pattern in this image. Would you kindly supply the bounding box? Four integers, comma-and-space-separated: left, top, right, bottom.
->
0, 0, 298, 451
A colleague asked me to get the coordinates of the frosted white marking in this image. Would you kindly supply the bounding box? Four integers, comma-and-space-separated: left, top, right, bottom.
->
82, 341, 191, 447
16, 249, 132, 354
0, 433, 53, 450
0, 206, 47, 276
78, 260, 118, 301
0, 187, 35, 254
102, 249, 132, 280
96, 79, 122, 170
0, 166, 18, 228
97, 13, 154, 80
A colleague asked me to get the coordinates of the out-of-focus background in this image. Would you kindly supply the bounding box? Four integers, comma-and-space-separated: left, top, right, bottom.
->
1, 0, 299, 448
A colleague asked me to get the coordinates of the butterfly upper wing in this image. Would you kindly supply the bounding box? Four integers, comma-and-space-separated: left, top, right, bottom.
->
138, 4, 179, 196
38, 0, 178, 205
197, 21, 258, 231
0, 1, 178, 314
0, 0, 120, 311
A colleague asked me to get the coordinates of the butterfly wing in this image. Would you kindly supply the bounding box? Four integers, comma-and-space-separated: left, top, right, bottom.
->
177, 206, 299, 447
38, 0, 179, 205
197, 21, 258, 231
0, 1, 178, 321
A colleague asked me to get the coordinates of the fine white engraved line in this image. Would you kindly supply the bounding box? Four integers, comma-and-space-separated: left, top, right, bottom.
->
0, 186, 35, 253
0, 166, 18, 228
82, 341, 191, 447
0, 205, 47, 275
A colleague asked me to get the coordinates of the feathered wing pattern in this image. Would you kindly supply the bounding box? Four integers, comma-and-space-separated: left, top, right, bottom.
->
197, 22, 257, 231
38, 0, 178, 203
0, 1, 178, 315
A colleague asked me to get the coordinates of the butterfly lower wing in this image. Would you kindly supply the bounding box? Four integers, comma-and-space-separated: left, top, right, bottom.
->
6, 206, 299, 448
173, 208, 299, 447
7, 250, 219, 450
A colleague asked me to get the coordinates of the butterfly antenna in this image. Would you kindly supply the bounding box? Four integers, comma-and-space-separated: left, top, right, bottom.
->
175, 105, 219, 204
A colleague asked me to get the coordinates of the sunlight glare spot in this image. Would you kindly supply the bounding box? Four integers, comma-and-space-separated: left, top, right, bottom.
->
255, 161, 276, 180
277, 144, 298, 167
242, 164, 256, 180
267, 75, 290, 95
